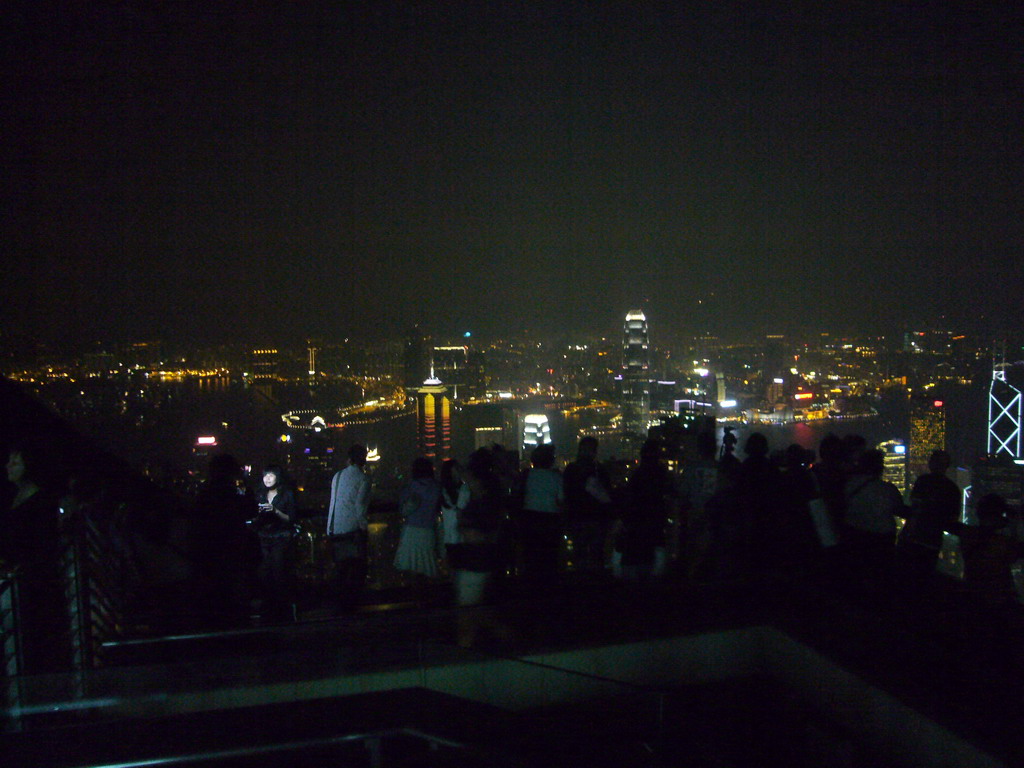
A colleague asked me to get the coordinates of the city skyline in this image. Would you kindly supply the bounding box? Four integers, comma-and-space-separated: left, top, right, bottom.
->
4, 3, 1024, 345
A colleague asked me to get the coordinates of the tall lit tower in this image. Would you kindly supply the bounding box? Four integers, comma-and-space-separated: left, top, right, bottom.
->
306, 341, 319, 377
988, 365, 1022, 461
878, 439, 908, 494
623, 309, 650, 370
908, 397, 946, 485
416, 368, 452, 461
621, 309, 651, 435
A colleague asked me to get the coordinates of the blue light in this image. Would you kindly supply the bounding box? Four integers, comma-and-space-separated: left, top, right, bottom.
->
464, 331, 472, 338
894, 445, 906, 454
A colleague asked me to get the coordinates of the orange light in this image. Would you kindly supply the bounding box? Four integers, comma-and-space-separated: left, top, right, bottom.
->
933, 400, 944, 408
794, 393, 813, 400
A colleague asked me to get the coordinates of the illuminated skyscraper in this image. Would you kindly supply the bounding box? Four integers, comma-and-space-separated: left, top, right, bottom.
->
416, 370, 452, 461
988, 365, 1022, 461
623, 309, 649, 370
878, 439, 908, 494
908, 398, 945, 485
621, 309, 651, 435
522, 414, 552, 450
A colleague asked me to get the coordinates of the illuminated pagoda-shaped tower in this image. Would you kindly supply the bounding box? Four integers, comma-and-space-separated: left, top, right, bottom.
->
416, 367, 452, 461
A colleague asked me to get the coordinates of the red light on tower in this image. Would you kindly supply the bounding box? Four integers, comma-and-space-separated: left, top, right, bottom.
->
933, 400, 944, 408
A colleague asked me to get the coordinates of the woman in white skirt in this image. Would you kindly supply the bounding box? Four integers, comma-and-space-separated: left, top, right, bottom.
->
394, 457, 442, 580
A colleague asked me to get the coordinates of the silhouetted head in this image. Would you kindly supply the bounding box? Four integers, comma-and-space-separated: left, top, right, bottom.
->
531, 443, 556, 469
859, 449, 885, 478
818, 433, 843, 463
928, 450, 951, 475
6, 441, 44, 488
976, 493, 1008, 529
440, 459, 461, 495
842, 434, 867, 465
744, 432, 769, 459
577, 436, 599, 461
785, 444, 808, 469
465, 448, 499, 497
348, 444, 368, 468
411, 457, 435, 480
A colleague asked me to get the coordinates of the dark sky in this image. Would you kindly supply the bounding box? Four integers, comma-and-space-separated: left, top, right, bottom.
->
4, 2, 1023, 346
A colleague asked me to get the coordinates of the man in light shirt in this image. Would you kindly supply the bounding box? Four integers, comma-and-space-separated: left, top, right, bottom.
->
327, 444, 371, 613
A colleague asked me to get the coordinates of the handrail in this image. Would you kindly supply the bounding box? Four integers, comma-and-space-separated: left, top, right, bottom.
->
0, 571, 23, 731
57, 726, 513, 768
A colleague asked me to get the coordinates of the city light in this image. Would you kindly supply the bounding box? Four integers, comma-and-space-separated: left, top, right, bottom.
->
196, 436, 217, 446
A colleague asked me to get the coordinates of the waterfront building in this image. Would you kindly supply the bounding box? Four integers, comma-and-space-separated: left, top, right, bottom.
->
522, 413, 552, 450
248, 348, 279, 381
415, 370, 451, 461
908, 398, 946, 485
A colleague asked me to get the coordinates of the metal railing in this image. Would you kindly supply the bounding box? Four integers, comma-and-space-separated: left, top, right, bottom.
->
62, 516, 125, 670
0, 571, 22, 727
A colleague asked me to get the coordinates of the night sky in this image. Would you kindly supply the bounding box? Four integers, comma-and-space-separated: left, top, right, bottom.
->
4, 2, 1023, 346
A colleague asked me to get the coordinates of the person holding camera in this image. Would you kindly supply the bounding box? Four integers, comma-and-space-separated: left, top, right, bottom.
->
254, 464, 297, 622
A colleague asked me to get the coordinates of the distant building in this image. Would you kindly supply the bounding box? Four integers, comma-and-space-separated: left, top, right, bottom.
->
908, 398, 946, 485
415, 371, 451, 461
970, 454, 1023, 518
403, 327, 432, 391
878, 439, 907, 494
621, 309, 651, 435
432, 345, 483, 400
306, 341, 319, 377
522, 414, 552, 450
988, 365, 1022, 461
249, 349, 279, 381
474, 426, 503, 451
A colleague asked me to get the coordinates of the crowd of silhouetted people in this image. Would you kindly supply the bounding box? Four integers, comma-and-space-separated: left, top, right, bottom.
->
5, 426, 1024, 666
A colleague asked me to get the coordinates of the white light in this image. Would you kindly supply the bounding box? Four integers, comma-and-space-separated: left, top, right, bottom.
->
773, 378, 784, 384
694, 368, 709, 377
196, 436, 217, 446
719, 399, 737, 408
